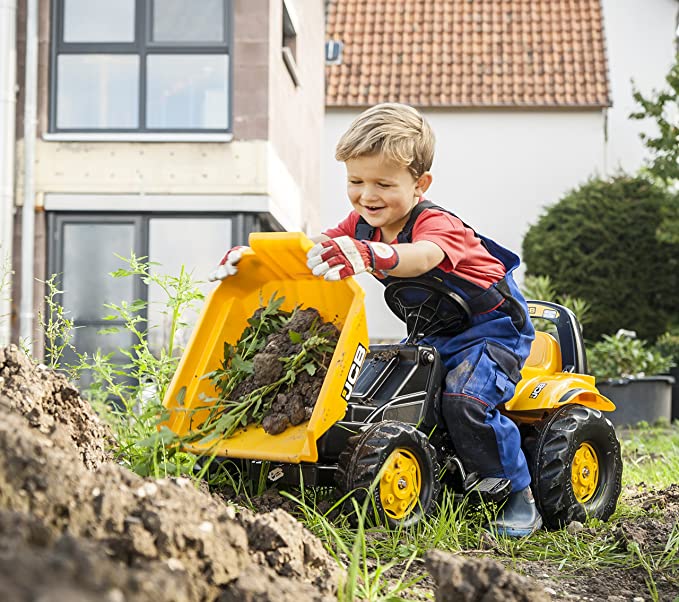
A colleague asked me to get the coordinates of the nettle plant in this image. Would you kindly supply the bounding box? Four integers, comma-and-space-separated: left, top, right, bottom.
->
69, 254, 205, 477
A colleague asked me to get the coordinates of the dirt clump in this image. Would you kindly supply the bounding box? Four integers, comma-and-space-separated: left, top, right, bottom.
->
228, 307, 338, 435
425, 549, 551, 602
0, 345, 339, 601
0, 344, 114, 469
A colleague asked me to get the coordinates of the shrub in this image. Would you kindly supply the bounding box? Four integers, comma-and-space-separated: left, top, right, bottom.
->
588, 330, 674, 380
654, 330, 679, 367
522, 175, 679, 341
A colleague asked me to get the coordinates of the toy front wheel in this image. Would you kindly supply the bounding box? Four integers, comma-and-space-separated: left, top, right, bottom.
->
529, 404, 622, 530
336, 421, 440, 528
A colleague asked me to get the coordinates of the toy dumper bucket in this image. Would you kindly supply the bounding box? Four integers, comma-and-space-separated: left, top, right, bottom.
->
162, 232, 369, 463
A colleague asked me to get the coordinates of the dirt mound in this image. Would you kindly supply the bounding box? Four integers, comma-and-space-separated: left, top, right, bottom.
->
0, 345, 114, 469
615, 483, 679, 551
425, 550, 551, 602
0, 345, 338, 601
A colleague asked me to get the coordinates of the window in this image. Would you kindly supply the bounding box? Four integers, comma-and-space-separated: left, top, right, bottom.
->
47, 211, 276, 382
50, 0, 231, 133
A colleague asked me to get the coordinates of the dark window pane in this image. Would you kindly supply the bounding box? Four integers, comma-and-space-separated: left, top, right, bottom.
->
147, 217, 231, 353
152, 0, 224, 43
61, 223, 136, 321
57, 55, 139, 129
64, 0, 135, 43
146, 55, 228, 129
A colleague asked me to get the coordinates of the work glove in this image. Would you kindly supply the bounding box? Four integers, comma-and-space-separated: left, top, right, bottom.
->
208, 246, 250, 281
306, 236, 399, 281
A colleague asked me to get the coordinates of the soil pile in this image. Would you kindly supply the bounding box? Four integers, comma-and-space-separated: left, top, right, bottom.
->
0, 344, 339, 602
426, 550, 551, 602
219, 306, 339, 436
0, 345, 114, 469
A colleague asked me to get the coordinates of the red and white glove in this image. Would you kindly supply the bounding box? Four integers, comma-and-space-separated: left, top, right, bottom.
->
306, 236, 399, 281
208, 246, 250, 281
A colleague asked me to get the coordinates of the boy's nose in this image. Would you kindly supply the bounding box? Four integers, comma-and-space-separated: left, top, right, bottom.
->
361, 187, 380, 202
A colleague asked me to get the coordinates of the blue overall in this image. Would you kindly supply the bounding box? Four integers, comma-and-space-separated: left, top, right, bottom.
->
356, 202, 535, 491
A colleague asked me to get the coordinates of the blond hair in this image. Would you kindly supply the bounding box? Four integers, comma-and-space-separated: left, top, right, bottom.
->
335, 103, 435, 179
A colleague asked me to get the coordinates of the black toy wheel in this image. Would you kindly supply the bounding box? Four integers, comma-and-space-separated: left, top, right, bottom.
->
528, 404, 622, 530
336, 421, 441, 528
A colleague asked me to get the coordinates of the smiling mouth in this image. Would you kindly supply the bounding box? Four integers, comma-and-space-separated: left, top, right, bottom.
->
363, 206, 384, 213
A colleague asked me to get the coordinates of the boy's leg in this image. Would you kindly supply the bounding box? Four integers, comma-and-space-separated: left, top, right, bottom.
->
440, 341, 542, 536
440, 341, 530, 489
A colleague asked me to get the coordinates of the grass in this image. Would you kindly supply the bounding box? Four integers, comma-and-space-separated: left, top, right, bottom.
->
275, 424, 679, 601
620, 421, 679, 488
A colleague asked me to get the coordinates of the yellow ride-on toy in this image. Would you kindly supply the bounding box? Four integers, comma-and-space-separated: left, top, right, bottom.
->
163, 233, 622, 529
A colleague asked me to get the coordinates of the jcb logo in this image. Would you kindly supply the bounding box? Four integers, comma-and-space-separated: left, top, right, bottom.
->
342, 343, 367, 400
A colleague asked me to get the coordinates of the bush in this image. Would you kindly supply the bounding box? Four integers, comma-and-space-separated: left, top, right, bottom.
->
522, 175, 679, 341
588, 330, 674, 380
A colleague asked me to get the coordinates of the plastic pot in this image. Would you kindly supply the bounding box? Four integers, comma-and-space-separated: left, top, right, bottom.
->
597, 376, 675, 427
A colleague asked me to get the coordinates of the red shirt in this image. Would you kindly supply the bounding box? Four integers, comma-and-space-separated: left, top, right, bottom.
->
323, 204, 506, 288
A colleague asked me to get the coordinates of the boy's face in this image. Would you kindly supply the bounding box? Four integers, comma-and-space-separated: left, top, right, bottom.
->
345, 154, 432, 240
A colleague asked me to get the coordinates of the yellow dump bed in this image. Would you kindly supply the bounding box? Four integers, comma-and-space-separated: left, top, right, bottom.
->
162, 232, 369, 463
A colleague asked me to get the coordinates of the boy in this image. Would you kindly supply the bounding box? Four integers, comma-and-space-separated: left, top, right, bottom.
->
210, 103, 541, 537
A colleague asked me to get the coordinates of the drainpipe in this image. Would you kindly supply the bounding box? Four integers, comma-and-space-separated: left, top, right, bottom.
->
0, 0, 17, 347
19, 0, 37, 352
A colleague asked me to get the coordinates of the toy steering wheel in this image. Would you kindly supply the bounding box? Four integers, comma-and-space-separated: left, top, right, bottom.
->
384, 278, 472, 344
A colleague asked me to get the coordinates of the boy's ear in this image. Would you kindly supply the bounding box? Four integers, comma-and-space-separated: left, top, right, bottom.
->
415, 172, 433, 196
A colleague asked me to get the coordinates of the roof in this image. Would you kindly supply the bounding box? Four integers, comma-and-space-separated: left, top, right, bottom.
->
325, 0, 610, 108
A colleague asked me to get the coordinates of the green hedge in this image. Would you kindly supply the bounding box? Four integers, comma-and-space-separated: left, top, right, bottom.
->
522, 176, 678, 341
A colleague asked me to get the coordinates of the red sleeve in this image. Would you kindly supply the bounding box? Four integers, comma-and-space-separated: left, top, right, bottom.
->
322, 211, 361, 239
411, 209, 467, 268
410, 208, 506, 286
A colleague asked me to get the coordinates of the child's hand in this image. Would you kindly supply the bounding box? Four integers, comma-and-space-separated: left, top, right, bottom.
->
306, 236, 399, 280
208, 246, 251, 281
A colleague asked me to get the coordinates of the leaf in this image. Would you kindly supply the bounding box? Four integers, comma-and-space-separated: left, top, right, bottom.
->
289, 330, 303, 344
232, 355, 254, 373
304, 362, 317, 376
135, 426, 178, 448
176, 386, 186, 406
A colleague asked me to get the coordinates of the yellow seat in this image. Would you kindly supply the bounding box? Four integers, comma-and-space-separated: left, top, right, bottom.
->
524, 331, 562, 373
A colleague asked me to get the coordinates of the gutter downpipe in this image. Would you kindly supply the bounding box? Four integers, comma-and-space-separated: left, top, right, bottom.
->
0, 0, 17, 347
19, 0, 37, 352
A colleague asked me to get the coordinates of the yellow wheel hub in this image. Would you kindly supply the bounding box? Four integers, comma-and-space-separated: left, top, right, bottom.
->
379, 448, 422, 520
571, 442, 599, 503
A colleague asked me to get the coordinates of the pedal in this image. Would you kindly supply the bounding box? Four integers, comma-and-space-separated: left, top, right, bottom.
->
466, 477, 512, 503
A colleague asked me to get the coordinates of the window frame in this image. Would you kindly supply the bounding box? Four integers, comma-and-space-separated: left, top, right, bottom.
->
49, 0, 233, 135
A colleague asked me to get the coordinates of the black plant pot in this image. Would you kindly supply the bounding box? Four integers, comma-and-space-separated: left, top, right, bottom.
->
597, 376, 675, 427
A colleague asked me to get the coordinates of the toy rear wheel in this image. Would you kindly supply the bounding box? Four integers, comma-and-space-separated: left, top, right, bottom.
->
528, 404, 622, 530
336, 421, 440, 528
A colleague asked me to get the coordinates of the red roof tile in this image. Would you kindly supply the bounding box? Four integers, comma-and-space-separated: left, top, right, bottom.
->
326, 0, 610, 108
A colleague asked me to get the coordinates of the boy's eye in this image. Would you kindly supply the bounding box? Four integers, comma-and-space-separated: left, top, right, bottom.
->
378, 183, 391, 188
349, 180, 362, 185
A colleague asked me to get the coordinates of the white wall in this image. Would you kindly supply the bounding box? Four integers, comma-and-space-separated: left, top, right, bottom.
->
601, 0, 678, 174
323, 109, 606, 340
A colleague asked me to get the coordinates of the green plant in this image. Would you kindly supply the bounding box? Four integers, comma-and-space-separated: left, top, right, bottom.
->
654, 331, 679, 365
75, 253, 205, 477
39, 274, 77, 370
587, 330, 674, 380
187, 295, 337, 444
522, 175, 679, 341
630, 54, 679, 188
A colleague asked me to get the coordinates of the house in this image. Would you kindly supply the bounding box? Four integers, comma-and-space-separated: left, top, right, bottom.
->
1, 0, 325, 359
323, 0, 678, 340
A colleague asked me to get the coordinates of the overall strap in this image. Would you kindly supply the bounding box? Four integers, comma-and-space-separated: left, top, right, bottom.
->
353, 200, 521, 324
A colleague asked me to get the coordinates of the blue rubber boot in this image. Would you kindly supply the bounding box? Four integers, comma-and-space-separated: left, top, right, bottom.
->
490, 486, 543, 537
